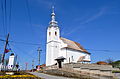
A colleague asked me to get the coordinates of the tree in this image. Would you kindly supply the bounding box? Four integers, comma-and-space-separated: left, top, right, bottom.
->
112, 60, 120, 68
105, 58, 114, 65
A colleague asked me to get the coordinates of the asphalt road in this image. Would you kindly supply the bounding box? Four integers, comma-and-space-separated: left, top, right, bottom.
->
29, 72, 75, 79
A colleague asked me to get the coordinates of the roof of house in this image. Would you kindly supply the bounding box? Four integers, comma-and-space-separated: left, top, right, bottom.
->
60, 37, 90, 54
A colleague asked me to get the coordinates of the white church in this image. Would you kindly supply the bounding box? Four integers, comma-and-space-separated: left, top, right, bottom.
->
46, 8, 91, 66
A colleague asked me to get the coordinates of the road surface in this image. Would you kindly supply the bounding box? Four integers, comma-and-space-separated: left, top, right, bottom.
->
29, 72, 75, 79
114, 73, 120, 79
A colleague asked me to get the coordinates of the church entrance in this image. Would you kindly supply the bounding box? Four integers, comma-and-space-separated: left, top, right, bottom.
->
58, 61, 62, 68
55, 56, 65, 68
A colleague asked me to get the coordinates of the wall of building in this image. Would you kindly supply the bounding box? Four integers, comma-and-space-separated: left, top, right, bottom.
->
46, 26, 61, 66
60, 48, 90, 63
8, 55, 15, 69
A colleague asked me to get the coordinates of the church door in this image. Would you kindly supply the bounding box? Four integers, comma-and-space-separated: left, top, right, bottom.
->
58, 61, 62, 68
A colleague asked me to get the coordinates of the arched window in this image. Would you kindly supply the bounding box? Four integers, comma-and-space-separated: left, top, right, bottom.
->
55, 31, 57, 36
49, 32, 51, 36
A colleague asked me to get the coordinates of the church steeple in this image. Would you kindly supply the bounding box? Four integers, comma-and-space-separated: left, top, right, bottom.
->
46, 6, 60, 66
49, 6, 58, 27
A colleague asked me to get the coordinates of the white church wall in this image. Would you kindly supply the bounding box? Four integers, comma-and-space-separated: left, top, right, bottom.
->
46, 26, 60, 66
60, 48, 90, 63
59, 40, 68, 61
47, 27, 60, 42
67, 49, 85, 63
84, 54, 91, 61
59, 48, 67, 62
46, 41, 60, 66
46, 44, 51, 66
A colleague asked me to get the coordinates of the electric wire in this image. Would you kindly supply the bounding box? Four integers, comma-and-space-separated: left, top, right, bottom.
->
10, 42, 38, 61
8, 0, 12, 33
0, 38, 120, 53
25, 0, 32, 26
25, 0, 37, 38
0, 0, 6, 36
4, 0, 7, 35
1, 0, 12, 36
85, 49, 120, 53
9, 40, 41, 46
0, 38, 40, 46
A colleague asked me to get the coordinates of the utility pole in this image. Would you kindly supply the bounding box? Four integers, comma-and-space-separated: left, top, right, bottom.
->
1, 33, 9, 65
25, 63, 28, 71
32, 60, 34, 72
37, 47, 42, 65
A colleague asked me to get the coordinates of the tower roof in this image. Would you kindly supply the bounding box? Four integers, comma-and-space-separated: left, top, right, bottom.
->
49, 6, 58, 27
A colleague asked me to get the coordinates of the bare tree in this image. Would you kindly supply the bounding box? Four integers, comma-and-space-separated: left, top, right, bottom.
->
105, 58, 114, 65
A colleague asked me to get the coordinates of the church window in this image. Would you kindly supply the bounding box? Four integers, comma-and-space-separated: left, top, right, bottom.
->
49, 32, 51, 36
55, 31, 57, 36
72, 56, 74, 61
69, 57, 70, 63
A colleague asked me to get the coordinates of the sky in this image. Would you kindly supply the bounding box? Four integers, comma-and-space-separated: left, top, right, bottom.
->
0, 0, 120, 70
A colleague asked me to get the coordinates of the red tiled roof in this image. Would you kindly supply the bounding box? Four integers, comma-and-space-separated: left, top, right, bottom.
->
60, 37, 90, 54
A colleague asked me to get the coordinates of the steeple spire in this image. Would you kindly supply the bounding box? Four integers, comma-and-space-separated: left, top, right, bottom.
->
52, 6, 54, 13
49, 6, 58, 27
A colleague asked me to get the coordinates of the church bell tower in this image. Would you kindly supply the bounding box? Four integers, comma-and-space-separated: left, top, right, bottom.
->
46, 6, 60, 66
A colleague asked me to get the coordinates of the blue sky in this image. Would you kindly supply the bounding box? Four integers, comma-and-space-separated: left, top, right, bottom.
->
0, 0, 120, 69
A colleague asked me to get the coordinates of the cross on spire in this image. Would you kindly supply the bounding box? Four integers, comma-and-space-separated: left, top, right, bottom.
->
49, 6, 58, 26
52, 6, 54, 13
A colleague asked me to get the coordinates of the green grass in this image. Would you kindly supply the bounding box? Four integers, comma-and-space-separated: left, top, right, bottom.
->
112, 70, 120, 73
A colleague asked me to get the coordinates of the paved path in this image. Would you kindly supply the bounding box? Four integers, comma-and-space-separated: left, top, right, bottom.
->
29, 72, 75, 79
114, 73, 120, 79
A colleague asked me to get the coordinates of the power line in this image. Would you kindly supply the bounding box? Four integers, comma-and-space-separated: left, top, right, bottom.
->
0, 0, 6, 36
0, 38, 5, 41
4, 0, 7, 35
8, 0, 12, 33
0, 38, 40, 46
25, 0, 32, 26
10, 43, 38, 60
0, 0, 12, 35
85, 49, 120, 53
25, 0, 37, 38
10, 40, 41, 46
0, 38, 120, 53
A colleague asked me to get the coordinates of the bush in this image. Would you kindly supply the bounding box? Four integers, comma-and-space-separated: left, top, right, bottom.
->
112, 70, 120, 73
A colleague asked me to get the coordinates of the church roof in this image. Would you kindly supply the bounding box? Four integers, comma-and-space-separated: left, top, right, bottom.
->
60, 37, 90, 54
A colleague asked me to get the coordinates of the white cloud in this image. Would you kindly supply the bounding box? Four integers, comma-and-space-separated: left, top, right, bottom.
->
80, 7, 107, 24
64, 7, 108, 36
36, 0, 53, 9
